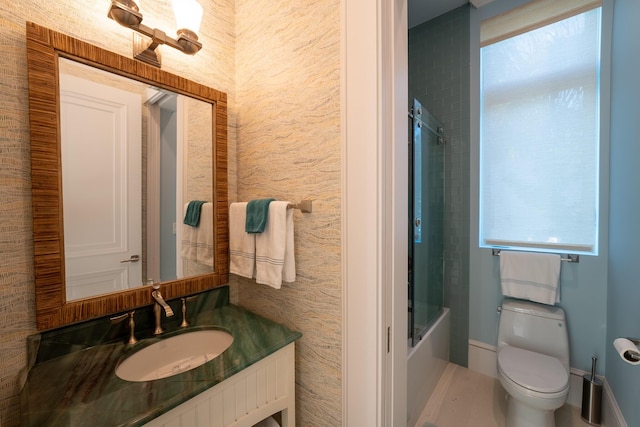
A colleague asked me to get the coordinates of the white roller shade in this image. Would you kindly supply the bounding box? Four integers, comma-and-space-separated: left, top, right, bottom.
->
479, 6, 602, 253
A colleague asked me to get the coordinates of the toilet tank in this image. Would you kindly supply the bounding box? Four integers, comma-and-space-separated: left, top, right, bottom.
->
497, 299, 570, 370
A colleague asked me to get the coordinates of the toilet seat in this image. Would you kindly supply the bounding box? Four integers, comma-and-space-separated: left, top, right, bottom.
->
498, 346, 569, 393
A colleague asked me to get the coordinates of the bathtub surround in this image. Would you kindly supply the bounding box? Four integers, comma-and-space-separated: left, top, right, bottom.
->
21, 286, 301, 426
407, 308, 450, 427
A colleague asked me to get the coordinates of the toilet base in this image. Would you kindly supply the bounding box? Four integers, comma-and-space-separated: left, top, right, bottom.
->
506, 395, 556, 427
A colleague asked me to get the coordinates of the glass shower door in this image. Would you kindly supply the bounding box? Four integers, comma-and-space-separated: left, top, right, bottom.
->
409, 98, 445, 346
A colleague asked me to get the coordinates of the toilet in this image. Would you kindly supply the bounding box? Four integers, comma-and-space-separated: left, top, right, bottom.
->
497, 298, 570, 427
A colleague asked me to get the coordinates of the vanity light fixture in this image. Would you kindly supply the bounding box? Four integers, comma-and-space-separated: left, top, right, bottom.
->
107, 0, 203, 67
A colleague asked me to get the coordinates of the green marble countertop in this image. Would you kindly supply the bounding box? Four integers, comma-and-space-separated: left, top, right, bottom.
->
20, 289, 301, 426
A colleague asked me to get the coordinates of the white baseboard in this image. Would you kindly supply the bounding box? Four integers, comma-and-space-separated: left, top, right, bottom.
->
602, 378, 628, 427
468, 341, 628, 427
468, 339, 498, 379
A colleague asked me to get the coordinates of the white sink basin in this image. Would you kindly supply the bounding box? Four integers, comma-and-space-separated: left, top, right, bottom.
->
115, 329, 233, 382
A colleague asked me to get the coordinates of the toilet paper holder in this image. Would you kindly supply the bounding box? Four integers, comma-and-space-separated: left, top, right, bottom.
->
618, 337, 640, 363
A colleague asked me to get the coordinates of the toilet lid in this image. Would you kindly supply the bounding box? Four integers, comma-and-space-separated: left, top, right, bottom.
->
498, 346, 569, 393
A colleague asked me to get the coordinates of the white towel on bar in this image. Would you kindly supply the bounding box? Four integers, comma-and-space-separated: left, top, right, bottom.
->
255, 201, 295, 289
196, 203, 214, 266
181, 203, 214, 267
181, 212, 197, 262
500, 251, 561, 305
180, 202, 199, 262
229, 202, 255, 278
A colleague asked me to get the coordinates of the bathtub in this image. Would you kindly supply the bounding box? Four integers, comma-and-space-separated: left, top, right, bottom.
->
406, 307, 450, 427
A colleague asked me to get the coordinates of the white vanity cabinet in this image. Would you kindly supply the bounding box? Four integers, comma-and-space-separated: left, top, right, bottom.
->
144, 343, 295, 427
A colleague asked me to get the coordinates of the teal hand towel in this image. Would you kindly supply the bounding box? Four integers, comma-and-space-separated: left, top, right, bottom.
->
184, 200, 207, 227
245, 198, 276, 233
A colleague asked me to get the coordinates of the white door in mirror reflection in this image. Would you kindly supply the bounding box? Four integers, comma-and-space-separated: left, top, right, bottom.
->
60, 73, 142, 301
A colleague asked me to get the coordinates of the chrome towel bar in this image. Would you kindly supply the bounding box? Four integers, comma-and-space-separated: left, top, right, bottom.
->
492, 248, 579, 263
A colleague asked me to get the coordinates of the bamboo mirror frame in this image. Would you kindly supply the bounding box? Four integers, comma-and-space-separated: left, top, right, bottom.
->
26, 22, 229, 330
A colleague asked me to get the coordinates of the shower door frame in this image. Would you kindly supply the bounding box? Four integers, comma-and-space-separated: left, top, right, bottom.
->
408, 98, 446, 347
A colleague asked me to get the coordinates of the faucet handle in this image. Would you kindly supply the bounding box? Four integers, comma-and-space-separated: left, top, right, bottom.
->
110, 310, 138, 345
180, 295, 199, 327
126, 311, 138, 345
110, 312, 129, 324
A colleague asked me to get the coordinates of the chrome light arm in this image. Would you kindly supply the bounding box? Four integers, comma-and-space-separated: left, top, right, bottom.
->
108, 0, 202, 67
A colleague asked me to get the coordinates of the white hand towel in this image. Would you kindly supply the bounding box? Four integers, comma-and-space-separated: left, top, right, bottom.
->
229, 202, 255, 278
255, 201, 295, 289
181, 203, 214, 267
196, 202, 214, 267
499, 251, 561, 305
181, 203, 197, 261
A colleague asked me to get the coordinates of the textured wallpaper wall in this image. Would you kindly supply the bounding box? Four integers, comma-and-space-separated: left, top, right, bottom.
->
0, 1, 235, 424
234, 0, 343, 425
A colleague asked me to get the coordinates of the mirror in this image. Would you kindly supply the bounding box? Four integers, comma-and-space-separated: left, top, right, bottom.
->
58, 58, 215, 301
26, 22, 229, 330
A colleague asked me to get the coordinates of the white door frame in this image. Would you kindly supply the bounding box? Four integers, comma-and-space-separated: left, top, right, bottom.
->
175, 95, 187, 278
342, 0, 408, 425
146, 99, 162, 283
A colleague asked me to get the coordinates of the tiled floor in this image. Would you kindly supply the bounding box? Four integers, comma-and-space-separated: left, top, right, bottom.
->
414, 363, 596, 427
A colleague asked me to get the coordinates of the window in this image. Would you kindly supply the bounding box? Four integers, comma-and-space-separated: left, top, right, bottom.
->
479, 3, 602, 254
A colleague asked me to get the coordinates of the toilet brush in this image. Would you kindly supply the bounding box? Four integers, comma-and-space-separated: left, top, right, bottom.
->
581, 356, 603, 425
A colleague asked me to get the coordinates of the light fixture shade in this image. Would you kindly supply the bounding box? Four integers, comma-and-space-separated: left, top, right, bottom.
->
172, 0, 203, 33
108, 0, 143, 27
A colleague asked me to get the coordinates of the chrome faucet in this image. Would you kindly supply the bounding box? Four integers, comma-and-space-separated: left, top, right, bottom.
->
150, 282, 174, 335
